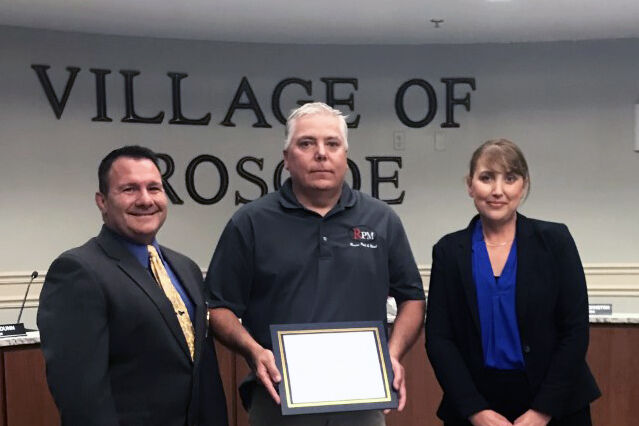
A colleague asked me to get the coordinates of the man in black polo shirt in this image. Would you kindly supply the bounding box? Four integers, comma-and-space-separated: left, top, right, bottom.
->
205, 102, 425, 426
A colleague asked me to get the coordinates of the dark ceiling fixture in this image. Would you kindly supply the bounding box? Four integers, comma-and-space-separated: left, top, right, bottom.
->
430, 18, 444, 28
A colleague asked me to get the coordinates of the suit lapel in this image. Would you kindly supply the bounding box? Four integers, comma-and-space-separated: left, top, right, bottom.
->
96, 227, 192, 361
457, 218, 481, 334
515, 214, 535, 337
163, 248, 206, 364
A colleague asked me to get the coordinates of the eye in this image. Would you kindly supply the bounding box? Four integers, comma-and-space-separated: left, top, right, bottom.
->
297, 139, 313, 149
505, 174, 519, 183
478, 174, 491, 182
326, 140, 342, 149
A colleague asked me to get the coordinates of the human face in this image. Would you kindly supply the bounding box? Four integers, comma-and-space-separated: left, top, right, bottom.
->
95, 157, 167, 244
283, 113, 348, 194
467, 155, 527, 226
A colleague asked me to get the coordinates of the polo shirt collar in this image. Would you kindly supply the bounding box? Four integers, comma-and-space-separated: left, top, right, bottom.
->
278, 178, 357, 212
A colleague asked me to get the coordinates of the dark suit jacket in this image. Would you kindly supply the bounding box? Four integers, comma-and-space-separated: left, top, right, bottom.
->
38, 226, 227, 426
425, 214, 600, 422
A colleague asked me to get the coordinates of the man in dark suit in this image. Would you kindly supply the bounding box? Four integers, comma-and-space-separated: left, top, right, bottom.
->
38, 145, 227, 426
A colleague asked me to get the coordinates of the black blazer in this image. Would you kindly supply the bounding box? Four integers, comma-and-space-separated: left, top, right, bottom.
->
38, 226, 227, 426
425, 214, 600, 422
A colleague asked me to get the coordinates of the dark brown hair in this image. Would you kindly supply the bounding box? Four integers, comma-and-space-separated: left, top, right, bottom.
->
98, 145, 160, 194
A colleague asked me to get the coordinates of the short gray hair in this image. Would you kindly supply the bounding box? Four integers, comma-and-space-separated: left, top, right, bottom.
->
284, 102, 349, 150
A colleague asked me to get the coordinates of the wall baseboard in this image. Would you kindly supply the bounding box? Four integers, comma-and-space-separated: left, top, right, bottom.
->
1, 263, 638, 309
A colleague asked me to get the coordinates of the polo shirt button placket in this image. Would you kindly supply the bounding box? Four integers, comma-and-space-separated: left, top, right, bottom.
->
319, 222, 331, 258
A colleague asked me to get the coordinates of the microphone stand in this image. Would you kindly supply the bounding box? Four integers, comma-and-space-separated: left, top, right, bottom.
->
17, 270, 38, 324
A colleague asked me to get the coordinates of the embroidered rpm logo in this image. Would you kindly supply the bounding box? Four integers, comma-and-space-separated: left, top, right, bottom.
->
350, 226, 378, 249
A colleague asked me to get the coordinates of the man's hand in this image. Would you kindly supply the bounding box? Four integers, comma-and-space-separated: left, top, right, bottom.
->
209, 308, 282, 403
384, 299, 425, 415
384, 356, 406, 414
513, 409, 551, 426
469, 409, 513, 426
249, 347, 282, 404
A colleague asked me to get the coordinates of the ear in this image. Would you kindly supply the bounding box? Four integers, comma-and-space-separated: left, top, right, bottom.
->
282, 149, 290, 170
95, 192, 107, 214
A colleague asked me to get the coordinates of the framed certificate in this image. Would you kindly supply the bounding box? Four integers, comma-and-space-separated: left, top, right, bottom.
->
270, 321, 398, 415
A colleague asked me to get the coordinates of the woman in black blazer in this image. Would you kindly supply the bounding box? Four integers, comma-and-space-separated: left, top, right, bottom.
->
425, 139, 600, 426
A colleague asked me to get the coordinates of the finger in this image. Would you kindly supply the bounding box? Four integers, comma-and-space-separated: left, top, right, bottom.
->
394, 366, 402, 390
390, 358, 402, 389
391, 358, 406, 411
262, 378, 281, 405
264, 352, 282, 383
255, 364, 281, 403
397, 375, 406, 411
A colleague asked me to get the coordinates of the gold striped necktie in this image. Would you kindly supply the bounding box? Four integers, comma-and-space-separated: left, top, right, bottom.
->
147, 245, 195, 360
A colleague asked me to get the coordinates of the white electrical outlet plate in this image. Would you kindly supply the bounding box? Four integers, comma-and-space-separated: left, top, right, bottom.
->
393, 131, 405, 151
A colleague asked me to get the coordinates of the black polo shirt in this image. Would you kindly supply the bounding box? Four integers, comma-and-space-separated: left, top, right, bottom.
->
205, 178, 424, 350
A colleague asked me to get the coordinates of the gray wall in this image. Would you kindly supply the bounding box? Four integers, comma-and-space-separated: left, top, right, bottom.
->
2, 26, 638, 274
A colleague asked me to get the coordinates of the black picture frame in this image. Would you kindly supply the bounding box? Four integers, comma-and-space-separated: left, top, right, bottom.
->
270, 321, 398, 415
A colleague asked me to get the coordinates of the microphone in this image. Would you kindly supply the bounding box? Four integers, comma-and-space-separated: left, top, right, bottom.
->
16, 271, 38, 324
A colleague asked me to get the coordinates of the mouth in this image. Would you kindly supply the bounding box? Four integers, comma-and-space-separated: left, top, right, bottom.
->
129, 211, 159, 217
486, 202, 507, 207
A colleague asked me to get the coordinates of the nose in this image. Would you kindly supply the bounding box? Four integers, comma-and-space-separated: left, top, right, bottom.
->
314, 142, 327, 160
492, 178, 504, 197
136, 189, 154, 207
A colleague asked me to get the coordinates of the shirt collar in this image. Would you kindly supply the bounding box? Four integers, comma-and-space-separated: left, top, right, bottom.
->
278, 178, 357, 212
108, 229, 162, 268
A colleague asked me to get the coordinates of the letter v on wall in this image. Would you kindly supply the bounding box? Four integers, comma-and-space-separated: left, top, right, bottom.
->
31, 65, 81, 119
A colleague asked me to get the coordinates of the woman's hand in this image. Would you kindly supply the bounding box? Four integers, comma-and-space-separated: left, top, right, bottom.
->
469, 409, 513, 426
513, 409, 551, 425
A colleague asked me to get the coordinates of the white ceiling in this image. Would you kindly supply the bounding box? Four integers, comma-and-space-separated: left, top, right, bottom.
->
1, 0, 639, 45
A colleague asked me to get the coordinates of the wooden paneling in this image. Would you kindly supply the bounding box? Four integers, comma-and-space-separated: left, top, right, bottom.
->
2, 345, 59, 426
588, 324, 639, 426
215, 340, 237, 425
0, 324, 636, 425
0, 351, 6, 426
386, 334, 442, 426
235, 357, 251, 426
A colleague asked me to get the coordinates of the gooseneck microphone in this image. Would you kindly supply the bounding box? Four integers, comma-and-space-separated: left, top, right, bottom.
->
16, 270, 38, 324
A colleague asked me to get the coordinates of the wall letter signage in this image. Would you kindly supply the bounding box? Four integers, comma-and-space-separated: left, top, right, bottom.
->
31, 65, 80, 119
120, 70, 165, 124
221, 77, 272, 128
441, 78, 476, 128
